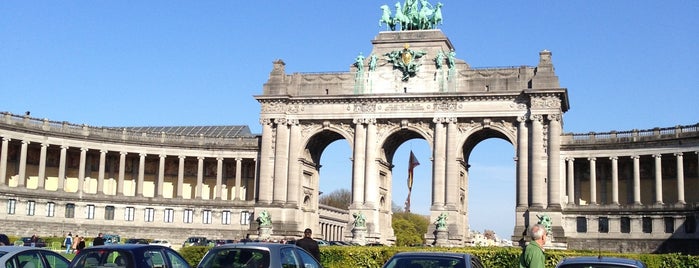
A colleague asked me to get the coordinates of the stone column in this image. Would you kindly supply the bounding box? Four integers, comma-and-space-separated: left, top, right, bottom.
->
258, 118, 274, 204
352, 119, 366, 207
273, 118, 290, 203
177, 155, 185, 198
38, 143, 48, 189
137, 153, 146, 197
631, 155, 641, 205
287, 120, 301, 205
97, 150, 107, 194
445, 117, 458, 208
215, 157, 223, 200
516, 116, 529, 208
58, 146, 68, 191
196, 156, 204, 199
364, 119, 378, 208
18, 140, 30, 187
78, 147, 88, 194
0, 137, 9, 185
547, 114, 562, 208
530, 114, 545, 208
675, 152, 685, 204
118, 151, 127, 195
432, 118, 446, 208
234, 158, 242, 200
653, 154, 663, 204
588, 157, 597, 205
610, 156, 619, 205
157, 154, 165, 198
566, 158, 575, 204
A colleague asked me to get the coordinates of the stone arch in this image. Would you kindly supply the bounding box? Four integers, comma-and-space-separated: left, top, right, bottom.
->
300, 123, 353, 166
378, 122, 432, 165
458, 120, 517, 164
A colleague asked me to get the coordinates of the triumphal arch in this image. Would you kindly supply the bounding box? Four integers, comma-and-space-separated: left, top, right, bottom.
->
256, 22, 567, 246
1, 0, 697, 253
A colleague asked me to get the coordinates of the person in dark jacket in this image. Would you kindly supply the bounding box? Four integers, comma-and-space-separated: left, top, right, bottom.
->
0, 234, 10, 246
295, 228, 320, 261
92, 233, 105, 246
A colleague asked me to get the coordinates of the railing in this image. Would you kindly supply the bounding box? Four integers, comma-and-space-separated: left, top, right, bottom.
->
1, 112, 259, 148
562, 123, 699, 144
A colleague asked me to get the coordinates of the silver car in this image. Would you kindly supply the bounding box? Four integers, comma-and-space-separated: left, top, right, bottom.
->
382, 252, 485, 268
556, 256, 647, 268
197, 243, 322, 268
0, 246, 70, 268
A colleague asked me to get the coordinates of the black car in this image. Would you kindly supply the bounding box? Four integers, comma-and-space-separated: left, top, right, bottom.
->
556, 256, 648, 268
20, 237, 48, 248
69, 244, 191, 268
382, 252, 484, 268
124, 238, 149, 244
197, 242, 322, 268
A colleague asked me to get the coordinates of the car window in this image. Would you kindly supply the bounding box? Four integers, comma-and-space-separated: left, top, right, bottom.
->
558, 265, 638, 268
17, 251, 45, 268
279, 248, 300, 268
43, 252, 70, 268
142, 250, 166, 268
203, 248, 270, 268
295, 249, 320, 268
165, 250, 189, 268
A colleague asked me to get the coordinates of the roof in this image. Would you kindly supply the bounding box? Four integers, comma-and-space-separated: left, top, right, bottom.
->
112, 125, 255, 138
557, 256, 646, 267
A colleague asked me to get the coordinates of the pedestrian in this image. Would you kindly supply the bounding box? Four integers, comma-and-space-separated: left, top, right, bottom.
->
0, 234, 10, 246
519, 224, 547, 268
76, 236, 86, 254
64, 233, 73, 254
93, 233, 105, 246
71, 234, 79, 253
295, 228, 320, 261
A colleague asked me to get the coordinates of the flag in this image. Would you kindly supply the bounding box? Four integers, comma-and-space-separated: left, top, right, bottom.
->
405, 150, 420, 212
407, 150, 420, 190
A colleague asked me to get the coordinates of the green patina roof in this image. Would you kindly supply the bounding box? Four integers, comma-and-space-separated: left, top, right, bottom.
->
115, 125, 255, 138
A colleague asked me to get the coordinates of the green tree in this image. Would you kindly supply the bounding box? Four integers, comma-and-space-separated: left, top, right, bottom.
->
319, 188, 351, 209
392, 212, 429, 246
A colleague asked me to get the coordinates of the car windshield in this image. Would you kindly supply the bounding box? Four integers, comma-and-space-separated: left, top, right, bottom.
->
384, 256, 464, 268
200, 248, 270, 268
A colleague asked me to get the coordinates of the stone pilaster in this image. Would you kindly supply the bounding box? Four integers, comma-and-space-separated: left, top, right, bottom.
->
516, 116, 528, 208
118, 151, 126, 195
98, 150, 107, 194
157, 154, 165, 198
286, 120, 301, 205
445, 117, 458, 208
432, 117, 446, 208
137, 153, 146, 197
234, 158, 242, 200
675, 152, 685, 204
59, 146, 69, 192
258, 118, 274, 204
566, 157, 575, 204
610, 156, 620, 205
631, 155, 641, 205
352, 118, 366, 207
38, 143, 48, 189
547, 114, 562, 208
215, 157, 223, 200
0, 137, 9, 185
588, 157, 597, 205
18, 140, 30, 187
530, 114, 545, 208
177, 155, 185, 198
653, 154, 663, 204
273, 118, 290, 204
196, 156, 204, 199
364, 118, 378, 208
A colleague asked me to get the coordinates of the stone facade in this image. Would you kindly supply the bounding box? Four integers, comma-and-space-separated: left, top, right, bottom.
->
1, 29, 697, 253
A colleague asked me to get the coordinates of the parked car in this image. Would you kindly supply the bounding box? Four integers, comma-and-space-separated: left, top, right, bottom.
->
556, 256, 647, 268
20, 237, 48, 248
149, 239, 172, 248
124, 238, 149, 244
102, 234, 121, 245
382, 252, 485, 268
197, 242, 322, 268
316, 240, 330, 246
68, 244, 191, 268
0, 246, 70, 268
329, 241, 349, 246
182, 236, 207, 247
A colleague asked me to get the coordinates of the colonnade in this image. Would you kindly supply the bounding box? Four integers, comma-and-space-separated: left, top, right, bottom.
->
0, 136, 256, 201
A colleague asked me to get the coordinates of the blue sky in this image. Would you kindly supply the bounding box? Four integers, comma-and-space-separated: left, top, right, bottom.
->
2, 1, 697, 238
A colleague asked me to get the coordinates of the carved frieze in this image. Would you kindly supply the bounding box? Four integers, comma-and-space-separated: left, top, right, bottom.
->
434, 101, 459, 111
379, 103, 427, 112
530, 96, 562, 109
348, 102, 377, 113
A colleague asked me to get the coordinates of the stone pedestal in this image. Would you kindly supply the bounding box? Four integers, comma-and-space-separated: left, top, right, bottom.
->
351, 227, 368, 245
433, 227, 449, 247
258, 226, 272, 240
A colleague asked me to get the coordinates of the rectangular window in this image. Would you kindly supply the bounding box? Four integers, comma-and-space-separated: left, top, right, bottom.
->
183, 209, 193, 223
8, 199, 16, 214
620, 217, 631, 233
203, 210, 212, 224
86, 204, 95, 219
642, 217, 652, 233
164, 208, 174, 223
664, 217, 674, 233
685, 215, 696, 233
222, 210, 231, 225
145, 208, 155, 222
27, 200, 36, 216
105, 206, 115, 220
240, 211, 251, 225
65, 203, 75, 218
125, 207, 135, 221
46, 202, 55, 217
576, 216, 587, 233
598, 217, 609, 233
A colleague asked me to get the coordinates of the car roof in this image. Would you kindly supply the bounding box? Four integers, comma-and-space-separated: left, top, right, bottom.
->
213, 242, 295, 250
82, 244, 161, 250
0, 246, 54, 254
558, 256, 646, 267
392, 251, 470, 258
